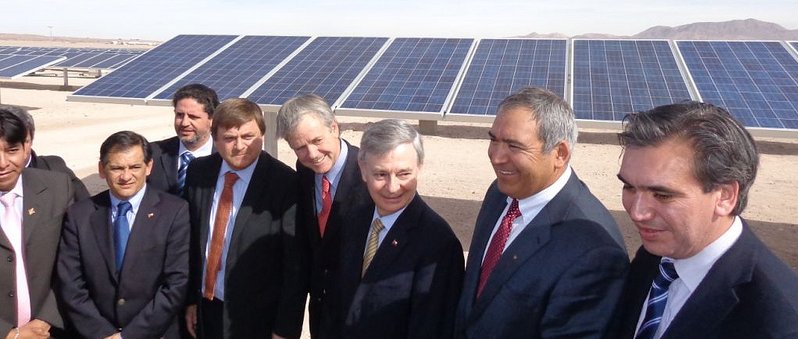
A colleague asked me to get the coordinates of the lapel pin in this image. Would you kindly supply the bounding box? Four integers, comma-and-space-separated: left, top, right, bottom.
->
512, 255, 518, 260
147, 213, 154, 218
391, 239, 398, 247
27, 208, 35, 216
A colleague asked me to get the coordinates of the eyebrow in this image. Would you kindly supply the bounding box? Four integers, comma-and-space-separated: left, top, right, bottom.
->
616, 173, 681, 194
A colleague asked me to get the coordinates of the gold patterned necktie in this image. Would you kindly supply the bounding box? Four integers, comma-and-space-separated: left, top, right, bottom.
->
362, 218, 385, 277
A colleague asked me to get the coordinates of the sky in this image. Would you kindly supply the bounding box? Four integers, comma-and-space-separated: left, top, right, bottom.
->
3, 0, 798, 41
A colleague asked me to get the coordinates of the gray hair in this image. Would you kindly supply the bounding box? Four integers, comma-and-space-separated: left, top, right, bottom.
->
497, 87, 577, 153
359, 119, 424, 164
277, 93, 336, 139
618, 101, 759, 215
0, 104, 34, 139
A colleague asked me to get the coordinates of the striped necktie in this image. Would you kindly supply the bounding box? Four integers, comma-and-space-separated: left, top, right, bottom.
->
636, 258, 679, 339
177, 151, 195, 195
362, 218, 384, 277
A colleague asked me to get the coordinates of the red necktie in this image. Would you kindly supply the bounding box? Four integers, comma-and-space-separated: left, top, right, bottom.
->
204, 172, 238, 300
317, 175, 332, 237
477, 199, 520, 298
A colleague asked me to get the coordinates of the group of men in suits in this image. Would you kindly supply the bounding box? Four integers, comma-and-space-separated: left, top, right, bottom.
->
3, 81, 798, 339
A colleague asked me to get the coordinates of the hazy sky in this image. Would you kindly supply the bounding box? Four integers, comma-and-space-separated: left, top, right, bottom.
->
4, 0, 797, 41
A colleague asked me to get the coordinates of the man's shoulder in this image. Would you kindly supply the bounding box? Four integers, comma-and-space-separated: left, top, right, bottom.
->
24, 166, 70, 187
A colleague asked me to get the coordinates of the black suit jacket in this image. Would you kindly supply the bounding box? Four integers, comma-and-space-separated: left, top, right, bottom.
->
611, 220, 798, 339
29, 150, 90, 202
296, 140, 371, 338
455, 173, 629, 339
0, 168, 73, 335
149, 136, 215, 196
57, 188, 190, 339
185, 152, 305, 338
336, 194, 465, 339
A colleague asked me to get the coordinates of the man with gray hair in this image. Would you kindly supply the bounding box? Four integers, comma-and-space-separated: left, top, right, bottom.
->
334, 119, 464, 338
455, 87, 628, 338
611, 102, 798, 338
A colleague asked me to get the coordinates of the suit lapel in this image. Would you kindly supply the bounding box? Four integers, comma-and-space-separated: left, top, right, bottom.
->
21, 171, 50, 245
119, 189, 160, 277
89, 191, 117, 281
161, 138, 180, 185
228, 152, 270, 255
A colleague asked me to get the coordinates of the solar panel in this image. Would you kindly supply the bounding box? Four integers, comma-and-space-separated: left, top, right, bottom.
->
448, 39, 567, 116
0, 54, 65, 79
92, 53, 140, 69
154, 35, 310, 101
340, 38, 473, 113
71, 35, 237, 100
246, 36, 388, 106
571, 40, 692, 122
678, 41, 798, 129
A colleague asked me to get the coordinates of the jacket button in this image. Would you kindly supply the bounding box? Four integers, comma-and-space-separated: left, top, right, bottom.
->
6, 256, 12, 262
8, 291, 14, 297
117, 298, 126, 306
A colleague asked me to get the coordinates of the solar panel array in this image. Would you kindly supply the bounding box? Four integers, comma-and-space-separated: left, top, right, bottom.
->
0, 54, 66, 79
66, 34, 798, 132
0, 46, 142, 69
678, 41, 798, 128
449, 39, 567, 116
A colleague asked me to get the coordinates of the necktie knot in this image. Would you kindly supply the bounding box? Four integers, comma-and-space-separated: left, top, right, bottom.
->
117, 201, 132, 218
372, 218, 385, 233
653, 259, 678, 290
180, 151, 195, 166
321, 175, 331, 194
0, 192, 16, 207
223, 172, 239, 188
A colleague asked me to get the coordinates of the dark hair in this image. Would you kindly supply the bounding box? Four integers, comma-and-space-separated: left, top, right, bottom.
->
0, 104, 34, 139
0, 109, 29, 145
497, 87, 577, 153
212, 98, 265, 138
172, 83, 220, 118
100, 131, 152, 165
618, 101, 759, 215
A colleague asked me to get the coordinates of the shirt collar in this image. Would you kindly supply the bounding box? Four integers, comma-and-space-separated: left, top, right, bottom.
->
371, 203, 409, 233
178, 137, 214, 158
219, 156, 259, 187
511, 166, 573, 226
669, 216, 743, 293
109, 184, 148, 213
4, 173, 24, 198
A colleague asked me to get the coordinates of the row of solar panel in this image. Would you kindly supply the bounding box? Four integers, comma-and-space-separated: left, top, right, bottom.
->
0, 46, 143, 69
67, 35, 798, 130
0, 54, 66, 79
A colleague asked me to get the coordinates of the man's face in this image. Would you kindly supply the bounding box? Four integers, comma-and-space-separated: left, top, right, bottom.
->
286, 115, 341, 174
618, 138, 734, 259
359, 143, 420, 217
488, 107, 566, 199
174, 98, 212, 151
0, 138, 28, 191
98, 146, 153, 200
215, 119, 263, 171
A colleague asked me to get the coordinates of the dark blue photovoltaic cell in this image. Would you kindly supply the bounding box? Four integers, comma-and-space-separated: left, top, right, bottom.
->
92, 54, 140, 69
341, 38, 473, 112
72, 35, 237, 99
0, 54, 64, 78
449, 39, 567, 115
0, 46, 144, 69
678, 41, 798, 128
571, 40, 692, 121
155, 36, 310, 100
248, 37, 388, 105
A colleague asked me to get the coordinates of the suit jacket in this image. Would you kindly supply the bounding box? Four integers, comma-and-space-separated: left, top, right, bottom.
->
0, 168, 72, 335
185, 151, 305, 338
336, 194, 465, 339
455, 173, 629, 339
56, 188, 190, 339
296, 140, 372, 338
149, 136, 215, 196
29, 150, 90, 202
611, 221, 798, 339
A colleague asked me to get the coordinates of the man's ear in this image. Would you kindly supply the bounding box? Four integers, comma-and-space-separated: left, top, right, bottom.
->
715, 181, 740, 217
553, 141, 571, 169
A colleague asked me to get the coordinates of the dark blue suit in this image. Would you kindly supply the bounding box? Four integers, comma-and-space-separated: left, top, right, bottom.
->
455, 172, 628, 338
611, 220, 798, 339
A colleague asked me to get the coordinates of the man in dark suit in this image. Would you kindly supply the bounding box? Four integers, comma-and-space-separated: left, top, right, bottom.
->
334, 119, 464, 339
0, 109, 73, 339
1, 104, 90, 201
56, 131, 190, 339
149, 84, 219, 196
183, 98, 305, 339
455, 87, 628, 338
276, 94, 371, 338
611, 102, 798, 338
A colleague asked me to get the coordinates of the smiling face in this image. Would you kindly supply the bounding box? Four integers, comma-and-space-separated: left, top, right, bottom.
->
99, 146, 153, 200
618, 138, 738, 259
174, 97, 213, 151
359, 143, 421, 217
286, 114, 341, 174
488, 107, 568, 200
0, 138, 27, 191
215, 119, 263, 171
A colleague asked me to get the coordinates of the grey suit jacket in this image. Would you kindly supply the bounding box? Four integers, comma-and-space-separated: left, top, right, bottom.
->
0, 168, 73, 335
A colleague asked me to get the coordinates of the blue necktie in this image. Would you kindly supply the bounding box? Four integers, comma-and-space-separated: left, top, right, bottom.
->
114, 201, 132, 272
177, 151, 195, 195
636, 258, 679, 339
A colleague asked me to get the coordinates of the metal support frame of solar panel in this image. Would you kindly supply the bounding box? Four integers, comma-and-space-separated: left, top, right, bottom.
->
244, 36, 390, 112
0, 54, 66, 79
676, 40, 798, 134
145, 35, 311, 105
445, 38, 568, 123
570, 39, 694, 128
68, 35, 238, 104
335, 37, 475, 121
